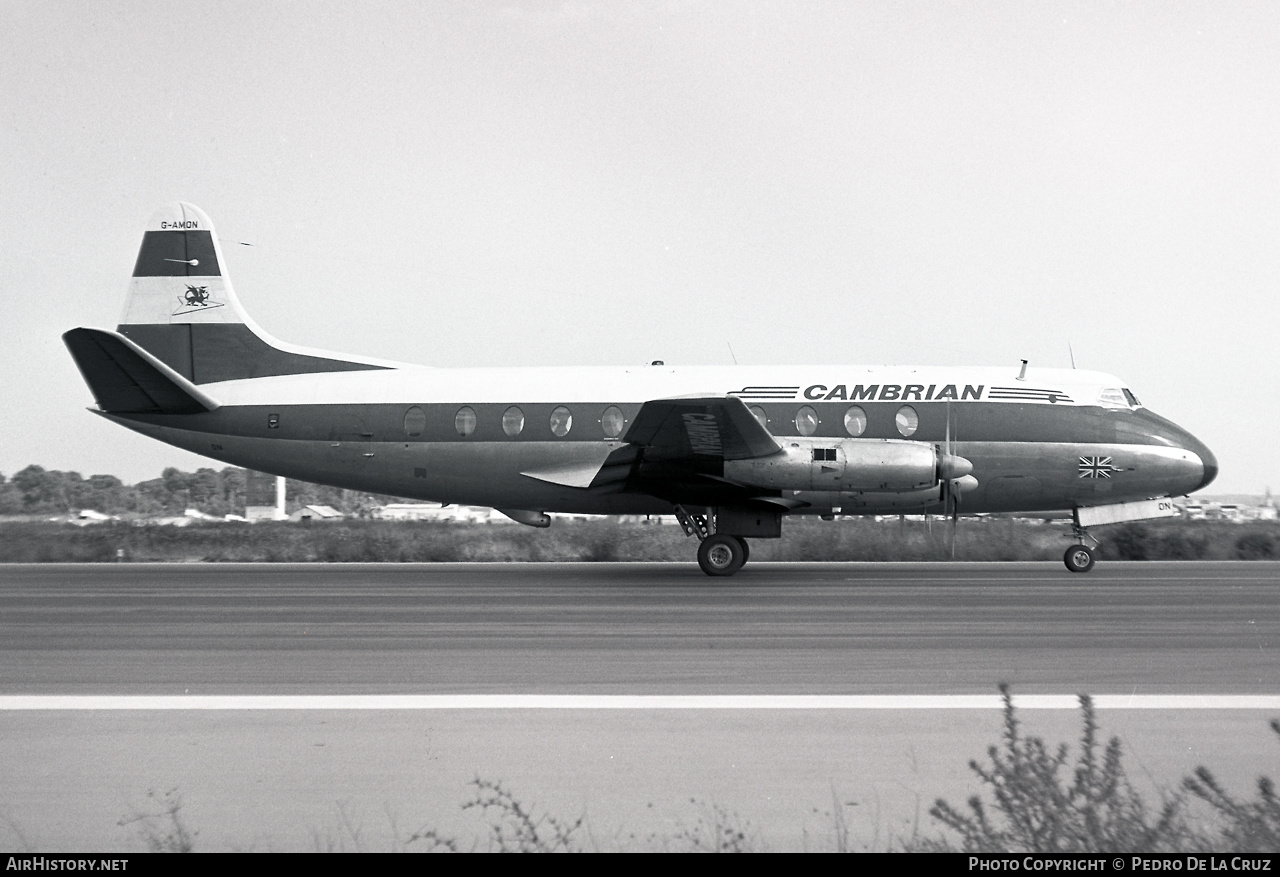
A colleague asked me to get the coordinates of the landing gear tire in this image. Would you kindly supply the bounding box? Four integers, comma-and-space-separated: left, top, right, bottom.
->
1064, 544, 1096, 573
738, 537, 750, 564
698, 534, 747, 577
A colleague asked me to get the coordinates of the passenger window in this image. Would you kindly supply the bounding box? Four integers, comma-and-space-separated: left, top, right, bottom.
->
843, 406, 866, 437
750, 406, 768, 428
455, 406, 477, 437
795, 406, 818, 436
502, 406, 524, 437
550, 406, 573, 437
403, 406, 426, 437
895, 405, 918, 437
600, 406, 626, 438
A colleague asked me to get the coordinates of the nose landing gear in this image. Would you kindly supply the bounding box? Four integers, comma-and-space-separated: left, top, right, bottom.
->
1063, 543, 1096, 573
1065, 509, 1099, 573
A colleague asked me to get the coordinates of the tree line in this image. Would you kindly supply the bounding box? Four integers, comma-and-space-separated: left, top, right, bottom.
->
0, 465, 391, 517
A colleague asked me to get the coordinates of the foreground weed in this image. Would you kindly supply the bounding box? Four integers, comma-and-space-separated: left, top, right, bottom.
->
913, 685, 1183, 853
303, 803, 459, 853
463, 777, 584, 852
809, 785, 857, 853
670, 799, 762, 852
1, 813, 34, 853
118, 788, 196, 853
398, 825, 459, 853
1182, 719, 1280, 852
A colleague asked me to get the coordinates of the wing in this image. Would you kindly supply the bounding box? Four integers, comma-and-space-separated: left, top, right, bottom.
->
622, 396, 781, 461
518, 397, 783, 498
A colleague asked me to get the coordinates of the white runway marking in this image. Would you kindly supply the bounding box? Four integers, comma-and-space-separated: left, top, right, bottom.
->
3, 695, 1280, 710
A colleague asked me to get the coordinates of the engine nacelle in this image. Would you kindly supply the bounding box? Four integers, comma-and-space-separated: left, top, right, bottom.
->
724, 438, 971, 493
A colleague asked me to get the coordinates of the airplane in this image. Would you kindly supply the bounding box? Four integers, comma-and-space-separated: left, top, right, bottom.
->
64, 203, 1218, 576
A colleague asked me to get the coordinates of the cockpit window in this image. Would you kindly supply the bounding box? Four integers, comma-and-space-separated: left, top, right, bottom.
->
1099, 388, 1141, 409
1098, 388, 1128, 408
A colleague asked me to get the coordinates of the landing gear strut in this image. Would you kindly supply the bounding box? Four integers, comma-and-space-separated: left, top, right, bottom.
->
674, 505, 751, 577
1064, 510, 1099, 573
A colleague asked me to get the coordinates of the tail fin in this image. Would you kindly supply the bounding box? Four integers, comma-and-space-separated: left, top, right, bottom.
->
115, 202, 389, 384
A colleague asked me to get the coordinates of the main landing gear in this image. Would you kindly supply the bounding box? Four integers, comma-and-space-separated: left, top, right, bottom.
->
674, 505, 751, 577
697, 534, 749, 577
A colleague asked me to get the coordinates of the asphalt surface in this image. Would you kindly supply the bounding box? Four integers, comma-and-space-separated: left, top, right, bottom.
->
3, 561, 1278, 694
4, 561, 1280, 851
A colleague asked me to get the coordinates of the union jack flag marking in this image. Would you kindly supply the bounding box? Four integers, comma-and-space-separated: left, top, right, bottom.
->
1078, 456, 1115, 479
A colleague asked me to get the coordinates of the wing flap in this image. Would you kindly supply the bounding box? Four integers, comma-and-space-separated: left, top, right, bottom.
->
520, 459, 609, 489
519, 444, 635, 489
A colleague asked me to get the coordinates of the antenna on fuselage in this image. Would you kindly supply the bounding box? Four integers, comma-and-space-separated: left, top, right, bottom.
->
1017, 359, 1028, 381
1068, 341, 1077, 369
727, 342, 738, 365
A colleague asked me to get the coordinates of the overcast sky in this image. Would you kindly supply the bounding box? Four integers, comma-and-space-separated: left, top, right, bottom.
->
2, 1, 1276, 494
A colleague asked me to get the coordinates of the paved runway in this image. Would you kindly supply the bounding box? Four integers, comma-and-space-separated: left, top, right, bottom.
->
2, 561, 1278, 851
2, 561, 1278, 694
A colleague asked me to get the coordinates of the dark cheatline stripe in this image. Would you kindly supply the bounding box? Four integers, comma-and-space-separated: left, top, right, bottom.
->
118, 324, 388, 383
109, 400, 1190, 451
133, 230, 222, 277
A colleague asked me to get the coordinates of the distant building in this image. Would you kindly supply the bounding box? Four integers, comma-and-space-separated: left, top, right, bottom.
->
1176, 496, 1279, 522
72, 509, 114, 526
152, 516, 193, 527
373, 503, 620, 524
377, 503, 451, 522
375, 503, 505, 524
289, 505, 344, 522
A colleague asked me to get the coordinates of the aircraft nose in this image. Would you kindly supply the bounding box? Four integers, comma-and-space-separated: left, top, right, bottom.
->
1175, 426, 1217, 493
1136, 409, 1218, 495
1194, 442, 1218, 493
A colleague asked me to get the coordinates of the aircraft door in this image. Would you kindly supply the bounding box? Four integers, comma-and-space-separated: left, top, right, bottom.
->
811, 445, 844, 491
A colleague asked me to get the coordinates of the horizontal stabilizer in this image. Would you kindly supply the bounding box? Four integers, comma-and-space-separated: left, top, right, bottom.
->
63, 328, 220, 415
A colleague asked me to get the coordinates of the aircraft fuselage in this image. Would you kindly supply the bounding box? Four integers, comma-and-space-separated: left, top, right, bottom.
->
101, 363, 1215, 517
